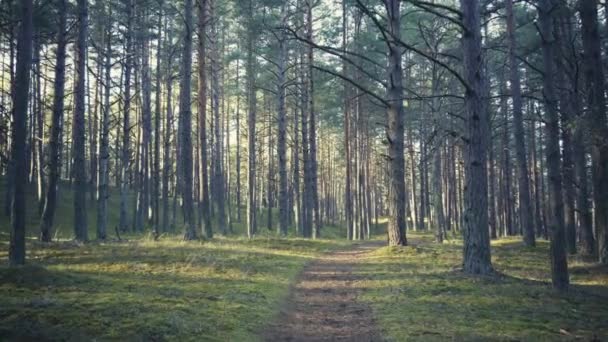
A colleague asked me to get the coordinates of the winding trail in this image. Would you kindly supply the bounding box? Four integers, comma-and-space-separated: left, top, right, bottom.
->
262, 241, 384, 341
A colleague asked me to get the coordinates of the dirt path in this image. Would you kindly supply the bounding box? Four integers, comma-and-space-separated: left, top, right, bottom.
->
262, 241, 384, 341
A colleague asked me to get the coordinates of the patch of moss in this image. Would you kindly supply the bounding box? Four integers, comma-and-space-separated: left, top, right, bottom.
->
357, 231, 608, 341
0, 234, 349, 341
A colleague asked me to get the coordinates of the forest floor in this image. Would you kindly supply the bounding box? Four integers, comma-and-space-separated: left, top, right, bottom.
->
1, 180, 607, 340
1, 230, 608, 341
262, 240, 384, 341
356, 232, 608, 341
0, 235, 350, 341
259, 231, 608, 341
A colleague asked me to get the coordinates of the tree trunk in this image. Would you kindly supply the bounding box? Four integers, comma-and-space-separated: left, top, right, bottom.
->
180, 0, 196, 240
140, 9, 153, 233
488, 134, 497, 240
246, 0, 257, 238
305, 0, 320, 239
385, 0, 406, 246
153, 4, 162, 236
506, 0, 535, 246
39, 0, 67, 242
554, 9, 580, 254
198, 0, 212, 238
3, 0, 16, 219
580, 0, 608, 264
162, 25, 174, 233
277, 2, 288, 236
89, 47, 100, 204
236, 61, 242, 224
96, 5, 112, 241
460, 0, 492, 274
73, 0, 89, 242
538, 0, 568, 290
9, 0, 33, 265
342, 0, 353, 240
120, 0, 134, 232
210, 0, 225, 234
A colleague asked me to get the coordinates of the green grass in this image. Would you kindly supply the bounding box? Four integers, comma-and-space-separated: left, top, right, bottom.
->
0, 235, 351, 341
0, 177, 350, 340
358, 231, 608, 341
2, 178, 607, 340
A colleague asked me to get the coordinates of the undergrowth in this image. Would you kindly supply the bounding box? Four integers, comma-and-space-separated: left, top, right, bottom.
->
0, 235, 349, 341
357, 231, 608, 341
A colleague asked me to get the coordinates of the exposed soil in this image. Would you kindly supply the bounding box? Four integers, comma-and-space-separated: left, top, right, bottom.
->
262, 241, 384, 341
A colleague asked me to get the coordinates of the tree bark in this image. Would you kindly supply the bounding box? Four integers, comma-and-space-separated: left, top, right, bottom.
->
385, 0, 406, 246
210, 0, 225, 234
97, 5, 112, 241
73, 0, 89, 242
342, 0, 353, 240
580, 0, 608, 264
460, 0, 492, 274
120, 0, 134, 232
9, 0, 33, 265
162, 19, 174, 233
153, 3, 162, 236
277, 2, 288, 236
40, 0, 67, 242
305, 0, 320, 239
139, 9, 153, 233
198, 0, 212, 238
506, 0, 535, 246
236, 61, 242, 224
180, 0, 197, 240
538, 0, 569, 290
246, 0, 257, 238
432, 140, 445, 243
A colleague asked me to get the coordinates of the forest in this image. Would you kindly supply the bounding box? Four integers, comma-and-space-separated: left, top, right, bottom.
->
1, 0, 607, 340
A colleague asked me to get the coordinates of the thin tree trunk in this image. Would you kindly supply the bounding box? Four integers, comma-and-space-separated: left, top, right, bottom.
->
73, 0, 89, 242
433, 142, 445, 243
39, 0, 67, 242
538, 0, 568, 289
499, 73, 513, 237
277, 2, 288, 236
153, 3, 162, 236
488, 133, 497, 240
300, 46, 311, 238
120, 0, 134, 232
89, 44, 100, 204
162, 16, 174, 233
139, 9, 153, 232
96, 5, 112, 240
9, 0, 33, 265
209, 0, 225, 234
305, 0, 320, 239
198, 0, 212, 238
506, 0, 535, 246
235, 61, 242, 224
180, 0, 196, 240
246, 0, 257, 238
342, 0, 353, 240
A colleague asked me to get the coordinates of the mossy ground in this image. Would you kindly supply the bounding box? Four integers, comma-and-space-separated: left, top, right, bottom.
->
358, 231, 608, 341
0, 235, 351, 341
0, 179, 349, 341
1, 179, 607, 340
